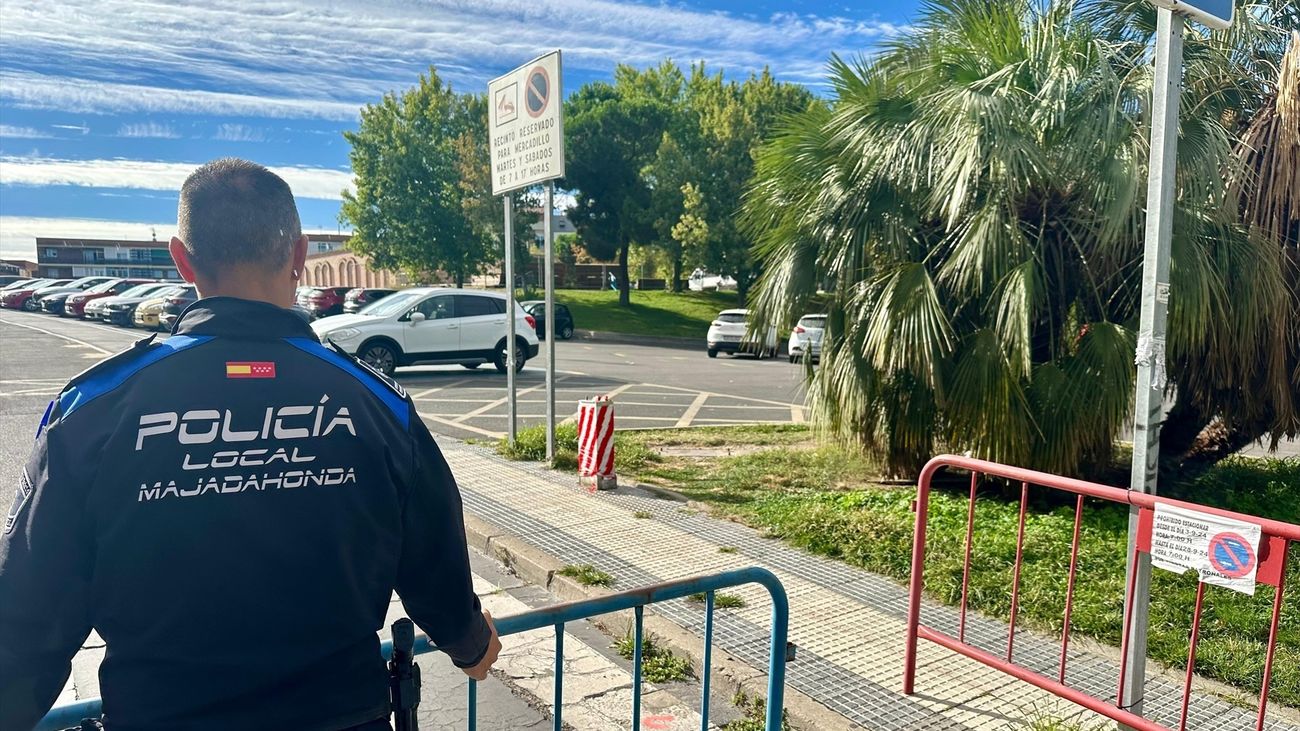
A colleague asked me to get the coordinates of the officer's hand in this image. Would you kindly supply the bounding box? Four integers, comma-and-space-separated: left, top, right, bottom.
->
462, 610, 501, 682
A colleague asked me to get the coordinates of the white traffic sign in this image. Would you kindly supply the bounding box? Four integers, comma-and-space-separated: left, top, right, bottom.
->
488, 50, 565, 195
1148, 0, 1232, 29
1150, 503, 1262, 595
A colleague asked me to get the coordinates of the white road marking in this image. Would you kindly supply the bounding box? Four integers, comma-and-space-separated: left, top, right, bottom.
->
642, 381, 804, 409
0, 379, 66, 385
0, 387, 62, 396
604, 383, 636, 398
0, 315, 113, 355
675, 392, 710, 428
409, 378, 476, 400
418, 412, 505, 438
452, 380, 552, 423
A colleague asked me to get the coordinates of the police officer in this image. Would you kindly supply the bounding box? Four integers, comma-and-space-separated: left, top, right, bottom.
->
0, 158, 501, 730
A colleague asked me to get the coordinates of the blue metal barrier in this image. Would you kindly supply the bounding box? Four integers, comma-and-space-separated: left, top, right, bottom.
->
38, 567, 789, 731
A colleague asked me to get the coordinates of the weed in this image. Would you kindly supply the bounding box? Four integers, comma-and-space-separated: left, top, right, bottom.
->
633, 510, 653, 519
614, 628, 694, 683
688, 592, 746, 609
556, 564, 613, 587
723, 690, 790, 731
718, 546, 738, 554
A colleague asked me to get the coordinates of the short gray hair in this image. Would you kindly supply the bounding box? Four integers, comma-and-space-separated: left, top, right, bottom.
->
176, 158, 301, 275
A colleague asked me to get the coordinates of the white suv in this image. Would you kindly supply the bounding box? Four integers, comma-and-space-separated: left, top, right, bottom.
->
706, 308, 778, 359
310, 288, 540, 375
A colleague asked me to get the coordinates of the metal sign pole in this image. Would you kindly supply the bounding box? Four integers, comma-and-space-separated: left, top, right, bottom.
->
544, 182, 557, 461
505, 195, 517, 445
1122, 7, 1183, 720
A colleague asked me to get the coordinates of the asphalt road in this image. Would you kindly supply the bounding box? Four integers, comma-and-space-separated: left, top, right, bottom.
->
2, 307, 1290, 490
0, 309, 807, 485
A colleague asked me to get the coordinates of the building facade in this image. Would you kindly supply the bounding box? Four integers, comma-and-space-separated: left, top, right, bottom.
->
0, 259, 38, 277
35, 234, 353, 281
300, 248, 408, 289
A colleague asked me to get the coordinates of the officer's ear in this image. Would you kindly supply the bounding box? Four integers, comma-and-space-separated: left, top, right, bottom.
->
291, 234, 309, 281
170, 237, 199, 284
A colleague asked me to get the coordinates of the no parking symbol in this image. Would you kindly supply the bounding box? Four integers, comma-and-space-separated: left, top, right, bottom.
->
1208, 532, 1256, 579
1151, 503, 1262, 595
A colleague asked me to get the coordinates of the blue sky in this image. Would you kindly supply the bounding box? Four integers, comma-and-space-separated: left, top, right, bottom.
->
0, 0, 919, 260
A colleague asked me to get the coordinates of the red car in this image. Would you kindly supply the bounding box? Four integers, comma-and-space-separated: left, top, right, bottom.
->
1, 279, 71, 310
300, 286, 352, 319
64, 278, 152, 318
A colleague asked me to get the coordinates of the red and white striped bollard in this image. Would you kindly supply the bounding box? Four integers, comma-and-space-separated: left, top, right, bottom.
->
576, 396, 617, 491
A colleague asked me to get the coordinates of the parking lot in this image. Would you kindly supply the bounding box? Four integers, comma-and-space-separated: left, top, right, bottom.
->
0, 309, 806, 451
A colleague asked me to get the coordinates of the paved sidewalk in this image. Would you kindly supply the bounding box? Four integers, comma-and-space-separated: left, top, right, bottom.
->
441, 438, 1299, 731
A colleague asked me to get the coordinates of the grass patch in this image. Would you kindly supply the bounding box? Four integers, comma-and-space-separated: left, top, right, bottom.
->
633, 510, 653, 519
557, 288, 738, 339
688, 592, 746, 609
556, 564, 613, 588
496, 423, 660, 474
722, 690, 791, 731
614, 628, 694, 683
622, 423, 812, 450
636, 444, 880, 507
718, 546, 738, 554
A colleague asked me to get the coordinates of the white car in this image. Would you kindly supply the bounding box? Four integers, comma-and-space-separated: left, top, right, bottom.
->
311, 287, 540, 376
688, 271, 737, 292
706, 308, 778, 359
788, 314, 826, 363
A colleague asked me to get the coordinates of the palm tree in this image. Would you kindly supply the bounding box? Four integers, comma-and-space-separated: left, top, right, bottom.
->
742, 0, 1296, 478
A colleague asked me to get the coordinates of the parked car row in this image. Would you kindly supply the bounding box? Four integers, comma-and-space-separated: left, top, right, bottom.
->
0, 276, 194, 331
704, 308, 826, 363
3, 279, 578, 370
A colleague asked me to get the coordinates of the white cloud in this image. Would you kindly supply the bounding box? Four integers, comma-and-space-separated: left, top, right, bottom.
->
0, 217, 177, 259
0, 125, 51, 139
117, 122, 181, 139
0, 71, 363, 122
0, 216, 347, 259
214, 124, 266, 143
0, 0, 902, 121
51, 123, 90, 135
0, 156, 353, 200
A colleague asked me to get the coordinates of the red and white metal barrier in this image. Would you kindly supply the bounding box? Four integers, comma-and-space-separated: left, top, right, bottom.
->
576, 396, 616, 491
903, 455, 1297, 731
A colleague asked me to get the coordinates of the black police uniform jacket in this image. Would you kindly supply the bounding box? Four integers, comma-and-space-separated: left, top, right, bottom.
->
0, 297, 492, 730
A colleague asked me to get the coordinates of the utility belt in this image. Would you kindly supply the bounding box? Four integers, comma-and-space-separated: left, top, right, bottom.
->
61, 619, 424, 731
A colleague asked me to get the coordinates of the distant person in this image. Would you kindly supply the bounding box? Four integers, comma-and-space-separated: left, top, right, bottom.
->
0, 158, 500, 730
609, 272, 618, 291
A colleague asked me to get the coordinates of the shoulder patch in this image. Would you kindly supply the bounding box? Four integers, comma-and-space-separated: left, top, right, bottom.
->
4, 468, 33, 534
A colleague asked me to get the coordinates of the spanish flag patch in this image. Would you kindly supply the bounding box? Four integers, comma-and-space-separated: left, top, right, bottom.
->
226, 361, 276, 379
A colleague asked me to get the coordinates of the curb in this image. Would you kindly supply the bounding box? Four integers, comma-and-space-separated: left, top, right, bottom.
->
574, 328, 702, 350
462, 512, 858, 731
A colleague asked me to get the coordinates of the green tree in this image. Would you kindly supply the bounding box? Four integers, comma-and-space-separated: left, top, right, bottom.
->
341, 69, 494, 287
742, 0, 1297, 478
655, 66, 814, 303
563, 72, 675, 305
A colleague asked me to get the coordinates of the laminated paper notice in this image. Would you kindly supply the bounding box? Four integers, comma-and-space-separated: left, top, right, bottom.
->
1150, 504, 1262, 595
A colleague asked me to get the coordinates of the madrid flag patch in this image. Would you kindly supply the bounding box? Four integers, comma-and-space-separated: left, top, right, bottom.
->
226, 361, 276, 379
